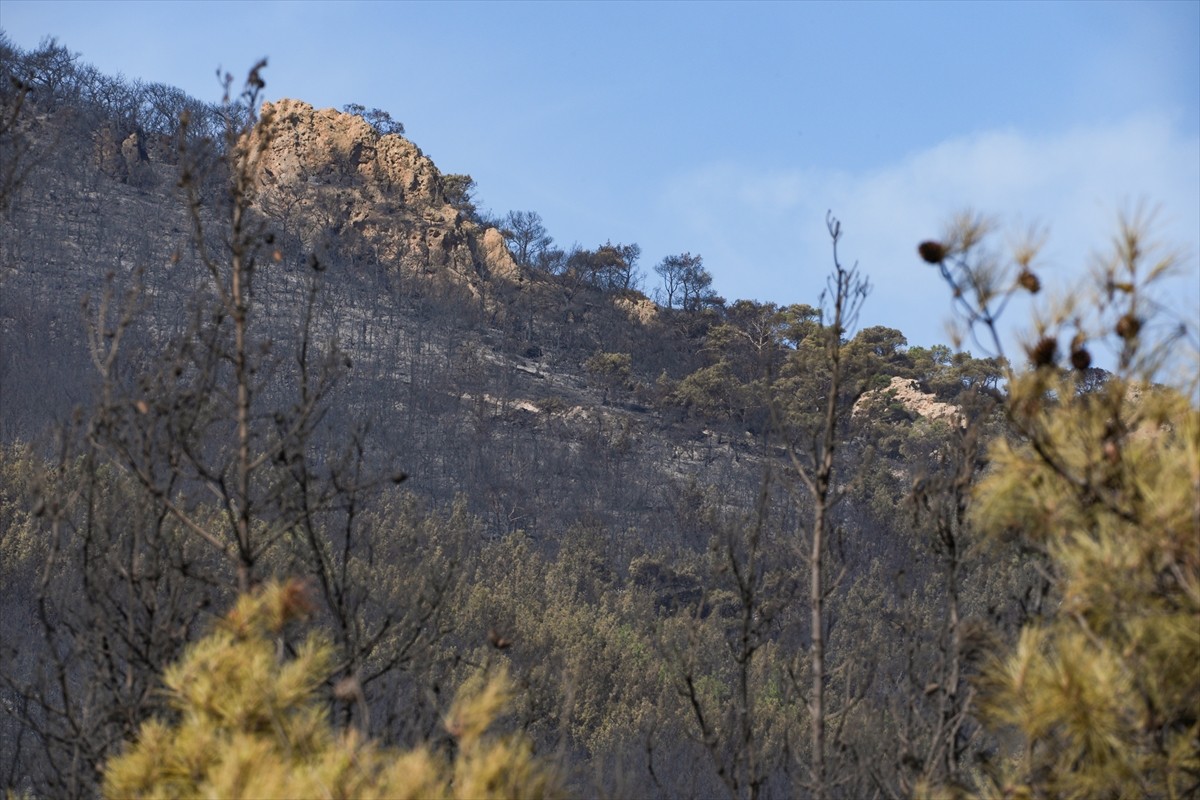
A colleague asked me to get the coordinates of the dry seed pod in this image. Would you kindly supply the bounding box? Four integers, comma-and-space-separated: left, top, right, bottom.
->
1116, 314, 1141, 340
1017, 270, 1041, 294
1029, 336, 1059, 368
1070, 333, 1091, 370
918, 241, 947, 264
276, 578, 315, 625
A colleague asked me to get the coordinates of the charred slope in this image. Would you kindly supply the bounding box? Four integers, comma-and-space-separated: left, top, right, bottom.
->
0, 37, 999, 559
0, 67, 771, 554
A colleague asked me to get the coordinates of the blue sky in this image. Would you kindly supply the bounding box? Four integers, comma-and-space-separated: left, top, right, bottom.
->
3, 0, 1198, 359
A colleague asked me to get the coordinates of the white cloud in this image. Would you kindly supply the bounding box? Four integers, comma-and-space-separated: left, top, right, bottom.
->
659, 113, 1200, 361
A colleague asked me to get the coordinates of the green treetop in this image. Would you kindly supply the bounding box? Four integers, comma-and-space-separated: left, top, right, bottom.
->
103, 580, 565, 800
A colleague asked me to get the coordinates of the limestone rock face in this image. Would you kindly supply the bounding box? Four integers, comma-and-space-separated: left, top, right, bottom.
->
480, 227, 520, 281
888, 377, 960, 422
121, 132, 144, 174
92, 126, 127, 180
248, 99, 517, 283
853, 376, 961, 423
614, 294, 657, 325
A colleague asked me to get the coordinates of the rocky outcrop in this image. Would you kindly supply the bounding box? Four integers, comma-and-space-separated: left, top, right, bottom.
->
248, 99, 518, 284
614, 294, 658, 325
480, 227, 519, 281
92, 125, 127, 181
854, 376, 961, 423
121, 131, 146, 174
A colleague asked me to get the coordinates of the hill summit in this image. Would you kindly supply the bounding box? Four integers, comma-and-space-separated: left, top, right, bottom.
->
250, 99, 518, 287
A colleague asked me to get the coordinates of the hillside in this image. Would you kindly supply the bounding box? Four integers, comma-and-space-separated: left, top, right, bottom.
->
5, 37, 1191, 800
0, 38, 1013, 798
0, 41, 997, 548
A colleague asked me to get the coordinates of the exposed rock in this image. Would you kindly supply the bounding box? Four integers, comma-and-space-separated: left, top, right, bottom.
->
248, 99, 518, 286
121, 131, 145, 175
614, 294, 657, 326
854, 376, 961, 424
481, 227, 520, 281
92, 125, 127, 180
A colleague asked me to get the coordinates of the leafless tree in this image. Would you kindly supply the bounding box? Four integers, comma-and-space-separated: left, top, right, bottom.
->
774, 213, 869, 800
0, 44, 35, 213
502, 210, 554, 270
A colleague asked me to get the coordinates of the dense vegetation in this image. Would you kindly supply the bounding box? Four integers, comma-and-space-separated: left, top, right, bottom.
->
1, 36, 1196, 799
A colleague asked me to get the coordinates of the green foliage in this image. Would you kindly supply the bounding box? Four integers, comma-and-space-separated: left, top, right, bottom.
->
846, 324, 908, 367
459, 530, 669, 763
673, 361, 746, 420
103, 580, 564, 799
654, 252, 719, 310
579, 241, 642, 291
923, 211, 1200, 799
502, 210, 554, 270
442, 173, 481, 222
917, 348, 1007, 403
584, 351, 633, 393
972, 376, 1199, 798
342, 103, 405, 136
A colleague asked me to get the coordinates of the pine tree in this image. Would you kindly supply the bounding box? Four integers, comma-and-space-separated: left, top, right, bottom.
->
921, 211, 1200, 798
103, 580, 565, 799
